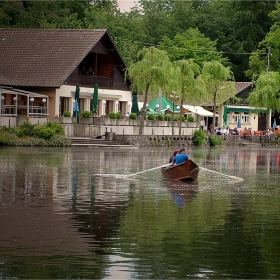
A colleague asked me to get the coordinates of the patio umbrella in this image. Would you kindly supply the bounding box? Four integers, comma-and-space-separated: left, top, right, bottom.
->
223, 105, 228, 127
73, 83, 80, 119
237, 117, 241, 128
92, 84, 98, 115
273, 118, 277, 129
131, 93, 139, 115
73, 99, 79, 113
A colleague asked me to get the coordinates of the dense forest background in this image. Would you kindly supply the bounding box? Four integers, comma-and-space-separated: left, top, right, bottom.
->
0, 0, 279, 83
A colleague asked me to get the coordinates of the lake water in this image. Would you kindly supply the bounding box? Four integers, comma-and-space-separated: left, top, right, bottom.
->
0, 145, 280, 279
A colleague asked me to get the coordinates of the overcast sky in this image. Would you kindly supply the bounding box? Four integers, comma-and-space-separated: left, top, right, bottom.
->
117, 0, 138, 12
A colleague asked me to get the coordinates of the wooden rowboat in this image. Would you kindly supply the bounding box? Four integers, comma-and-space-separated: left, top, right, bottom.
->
161, 159, 199, 181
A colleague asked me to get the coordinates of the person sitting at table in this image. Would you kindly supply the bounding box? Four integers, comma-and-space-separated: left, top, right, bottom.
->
216, 127, 222, 135
172, 148, 189, 165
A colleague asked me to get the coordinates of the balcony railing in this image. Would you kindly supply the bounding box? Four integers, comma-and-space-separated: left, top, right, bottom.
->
1, 105, 48, 118
67, 74, 114, 88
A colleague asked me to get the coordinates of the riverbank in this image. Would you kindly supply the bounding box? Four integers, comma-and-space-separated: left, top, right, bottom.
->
112, 134, 279, 147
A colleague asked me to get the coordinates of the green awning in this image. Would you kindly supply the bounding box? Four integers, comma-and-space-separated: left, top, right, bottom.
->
149, 96, 180, 113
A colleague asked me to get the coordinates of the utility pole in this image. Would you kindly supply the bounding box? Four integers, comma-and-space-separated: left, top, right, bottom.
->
267, 47, 271, 72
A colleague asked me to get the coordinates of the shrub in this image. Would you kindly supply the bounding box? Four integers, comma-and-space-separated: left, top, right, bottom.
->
148, 114, 155, 120
193, 129, 206, 146
209, 135, 223, 146
157, 114, 164, 121
48, 135, 71, 146
0, 122, 68, 146
173, 115, 180, 121
116, 112, 122, 119
187, 115, 194, 122
0, 131, 19, 145
81, 110, 91, 118
34, 125, 55, 140
16, 122, 36, 137
164, 114, 172, 121
63, 111, 71, 117
45, 121, 65, 135
108, 112, 116, 119
129, 113, 137, 120
181, 115, 186, 122
0, 125, 16, 134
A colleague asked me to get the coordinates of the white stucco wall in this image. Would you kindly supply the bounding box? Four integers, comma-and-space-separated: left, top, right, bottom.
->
55, 85, 132, 117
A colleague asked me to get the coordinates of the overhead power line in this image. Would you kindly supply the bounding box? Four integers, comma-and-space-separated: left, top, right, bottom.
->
112, 36, 267, 56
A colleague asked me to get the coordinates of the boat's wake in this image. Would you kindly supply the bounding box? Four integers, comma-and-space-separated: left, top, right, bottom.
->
94, 174, 136, 179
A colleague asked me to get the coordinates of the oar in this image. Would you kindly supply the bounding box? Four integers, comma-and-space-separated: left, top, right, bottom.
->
199, 166, 243, 181
123, 163, 171, 178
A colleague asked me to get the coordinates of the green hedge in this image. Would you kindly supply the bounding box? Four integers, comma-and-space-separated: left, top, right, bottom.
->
108, 112, 116, 119
129, 113, 137, 120
209, 135, 223, 146
193, 129, 206, 146
148, 114, 155, 120
63, 111, 71, 117
0, 122, 70, 146
81, 110, 91, 118
187, 115, 194, 122
164, 114, 172, 121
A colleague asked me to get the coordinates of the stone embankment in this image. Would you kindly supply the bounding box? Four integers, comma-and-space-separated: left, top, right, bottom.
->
113, 134, 280, 148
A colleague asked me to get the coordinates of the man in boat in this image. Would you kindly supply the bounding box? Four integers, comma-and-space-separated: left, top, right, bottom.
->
172, 148, 189, 165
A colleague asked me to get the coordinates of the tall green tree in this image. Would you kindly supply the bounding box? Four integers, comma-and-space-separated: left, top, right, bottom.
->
246, 3, 280, 80
172, 60, 201, 135
198, 61, 235, 134
125, 47, 174, 135
0, 0, 89, 28
159, 28, 228, 66
138, 0, 176, 44
247, 71, 280, 113
228, 0, 275, 81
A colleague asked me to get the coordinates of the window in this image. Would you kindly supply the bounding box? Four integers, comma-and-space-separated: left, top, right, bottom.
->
243, 112, 249, 123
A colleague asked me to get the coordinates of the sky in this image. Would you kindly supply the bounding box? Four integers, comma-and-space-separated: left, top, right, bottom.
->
117, 0, 138, 12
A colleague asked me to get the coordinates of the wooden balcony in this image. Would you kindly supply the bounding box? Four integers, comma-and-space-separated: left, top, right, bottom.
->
66, 74, 114, 88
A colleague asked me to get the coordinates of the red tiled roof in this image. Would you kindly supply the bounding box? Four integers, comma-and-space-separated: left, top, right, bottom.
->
0, 28, 122, 88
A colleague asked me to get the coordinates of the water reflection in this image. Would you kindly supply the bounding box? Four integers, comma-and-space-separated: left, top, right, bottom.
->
0, 146, 280, 279
164, 180, 198, 208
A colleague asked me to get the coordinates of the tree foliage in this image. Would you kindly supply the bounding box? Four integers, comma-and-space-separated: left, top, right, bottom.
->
159, 28, 227, 66
247, 71, 280, 113
246, 3, 280, 80
0, 0, 278, 82
125, 47, 174, 135
198, 61, 235, 133
172, 59, 201, 134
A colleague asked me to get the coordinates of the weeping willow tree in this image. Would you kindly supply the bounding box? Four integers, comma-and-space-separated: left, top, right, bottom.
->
125, 47, 174, 135
172, 59, 201, 135
198, 61, 235, 134
247, 71, 280, 113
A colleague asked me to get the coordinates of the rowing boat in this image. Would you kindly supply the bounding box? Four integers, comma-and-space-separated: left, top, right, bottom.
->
161, 159, 199, 181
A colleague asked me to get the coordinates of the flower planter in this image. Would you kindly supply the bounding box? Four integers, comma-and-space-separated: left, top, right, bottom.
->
52, 116, 76, 124
80, 118, 93, 125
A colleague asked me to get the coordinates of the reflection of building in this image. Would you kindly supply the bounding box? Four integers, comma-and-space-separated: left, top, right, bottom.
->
0, 29, 131, 125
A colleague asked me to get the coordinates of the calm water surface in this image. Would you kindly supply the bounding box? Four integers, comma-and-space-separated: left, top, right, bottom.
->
0, 145, 280, 279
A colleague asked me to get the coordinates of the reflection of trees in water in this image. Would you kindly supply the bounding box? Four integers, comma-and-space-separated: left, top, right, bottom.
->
70, 176, 132, 245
